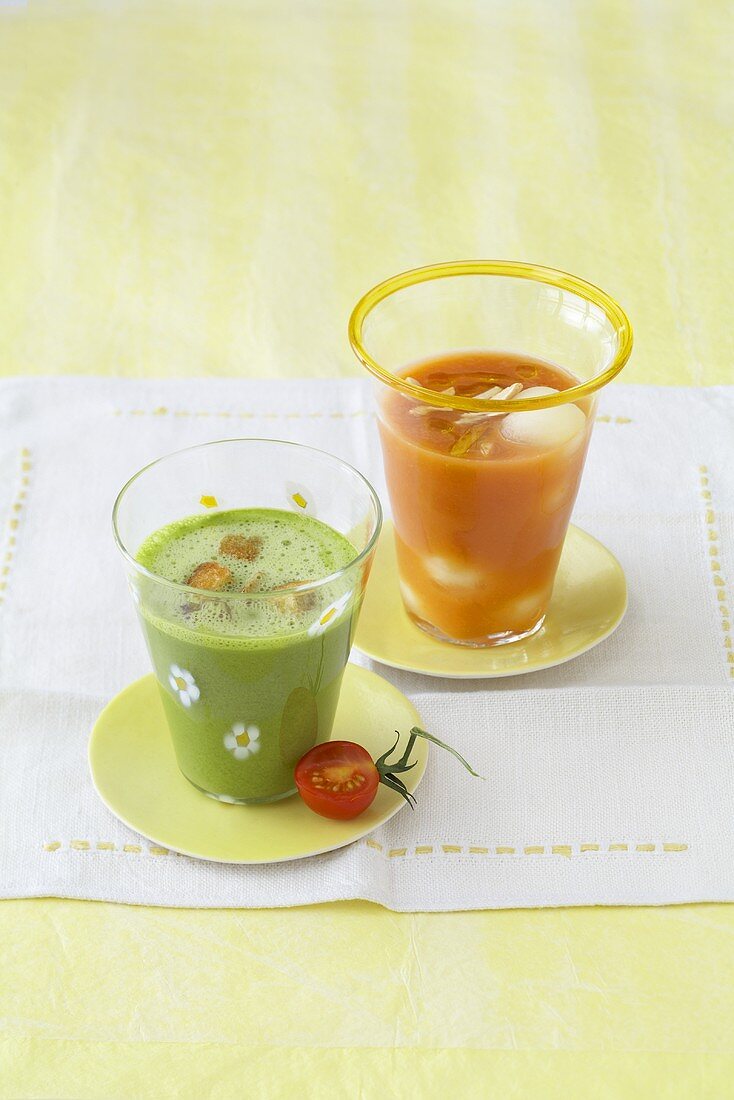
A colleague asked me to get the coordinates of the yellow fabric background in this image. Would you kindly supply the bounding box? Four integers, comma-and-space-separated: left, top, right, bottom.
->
1, 1, 733, 1095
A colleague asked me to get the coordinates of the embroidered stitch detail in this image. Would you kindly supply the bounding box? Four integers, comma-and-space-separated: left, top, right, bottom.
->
43, 838, 690, 859
361, 841, 688, 859
699, 466, 733, 678
0, 448, 31, 607
42, 841, 185, 857
114, 408, 370, 421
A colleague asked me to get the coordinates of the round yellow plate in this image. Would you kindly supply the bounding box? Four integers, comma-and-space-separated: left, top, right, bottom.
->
89, 665, 427, 863
355, 522, 627, 678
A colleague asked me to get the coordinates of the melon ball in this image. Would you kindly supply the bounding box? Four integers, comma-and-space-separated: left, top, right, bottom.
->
501, 387, 586, 448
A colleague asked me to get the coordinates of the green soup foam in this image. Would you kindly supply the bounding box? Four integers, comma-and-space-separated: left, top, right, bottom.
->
137, 508, 357, 641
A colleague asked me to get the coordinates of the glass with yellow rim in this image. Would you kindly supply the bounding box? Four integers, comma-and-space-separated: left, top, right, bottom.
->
348, 260, 633, 650
349, 260, 633, 413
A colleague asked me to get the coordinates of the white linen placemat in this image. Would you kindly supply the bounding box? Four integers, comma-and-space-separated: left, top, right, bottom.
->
1, 376, 733, 911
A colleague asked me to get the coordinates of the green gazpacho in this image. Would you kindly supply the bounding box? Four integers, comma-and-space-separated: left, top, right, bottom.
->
136, 508, 358, 803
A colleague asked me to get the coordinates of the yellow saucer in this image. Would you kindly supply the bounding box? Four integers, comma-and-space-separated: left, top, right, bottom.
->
88, 665, 427, 863
355, 522, 627, 678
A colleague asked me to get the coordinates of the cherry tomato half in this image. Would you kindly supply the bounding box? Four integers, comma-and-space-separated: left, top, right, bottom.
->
295, 741, 380, 820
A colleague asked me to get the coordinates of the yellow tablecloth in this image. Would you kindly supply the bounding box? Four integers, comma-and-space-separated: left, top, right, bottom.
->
1, 2, 732, 1095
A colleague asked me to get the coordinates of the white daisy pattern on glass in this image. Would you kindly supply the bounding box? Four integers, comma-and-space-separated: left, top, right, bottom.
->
168, 664, 200, 708
307, 592, 352, 636
224, 723, 261, 760
285, 481, 315, 514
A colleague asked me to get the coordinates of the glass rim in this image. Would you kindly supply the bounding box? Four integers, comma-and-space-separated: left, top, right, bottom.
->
348, 259, 634, 412
112, 437, 383, 601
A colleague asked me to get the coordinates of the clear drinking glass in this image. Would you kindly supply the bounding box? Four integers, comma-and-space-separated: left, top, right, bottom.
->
349, 261, 632, 648
113, 439, 382, 803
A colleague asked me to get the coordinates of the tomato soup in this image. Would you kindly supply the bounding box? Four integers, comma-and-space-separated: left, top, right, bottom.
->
378, 351, 594, 645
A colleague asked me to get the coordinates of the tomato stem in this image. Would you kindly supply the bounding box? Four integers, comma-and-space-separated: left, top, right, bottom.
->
408, 727, 483, 778
374, 726, 483, 808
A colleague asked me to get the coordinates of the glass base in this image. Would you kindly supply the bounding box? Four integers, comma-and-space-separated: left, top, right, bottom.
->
408, 610, 546, 649
185, 774, 298, 805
